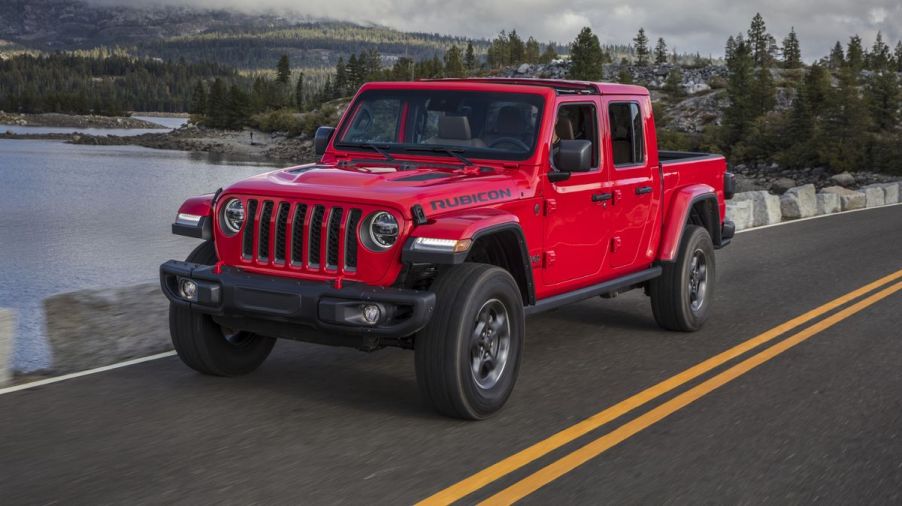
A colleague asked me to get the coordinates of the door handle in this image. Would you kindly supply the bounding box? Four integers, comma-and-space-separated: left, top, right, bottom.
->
592, 192, 613, 202
636, 186, 653, 195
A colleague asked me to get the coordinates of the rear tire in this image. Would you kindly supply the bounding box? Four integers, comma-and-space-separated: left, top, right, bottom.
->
415, 263, 524, 420
649, 225, 715, 331
169, 241, 276, 376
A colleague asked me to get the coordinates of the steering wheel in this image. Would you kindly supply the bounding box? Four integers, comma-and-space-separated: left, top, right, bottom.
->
488, 137, 530, 151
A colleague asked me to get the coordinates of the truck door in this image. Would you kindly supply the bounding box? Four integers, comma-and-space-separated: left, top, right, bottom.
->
541, 99, 612, 288
603, 98, 658, 270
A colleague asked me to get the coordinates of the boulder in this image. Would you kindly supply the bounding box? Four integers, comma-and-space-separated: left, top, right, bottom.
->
726, 200, 753, 231
821, 186, 866, 211
884, 182, 900, 205
779, 184, 817, 219
866, 183, 899, 205
732, 191, 782, 226
863, 186, 885, 207
816, 193, 841, 215
770, 177, 796, 195
0, 309, 13, 386
44, 283, 171, 374
829, 171, 856, 187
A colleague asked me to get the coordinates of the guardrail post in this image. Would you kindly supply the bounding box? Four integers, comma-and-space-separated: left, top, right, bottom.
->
0, 308, 14, 386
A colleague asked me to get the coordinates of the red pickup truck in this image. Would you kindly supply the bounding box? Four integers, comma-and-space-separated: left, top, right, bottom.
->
161, 78, 735, 419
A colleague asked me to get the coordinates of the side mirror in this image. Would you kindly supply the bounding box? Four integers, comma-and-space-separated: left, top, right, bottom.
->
314, 126, 336, 157
556, 139, 593, 173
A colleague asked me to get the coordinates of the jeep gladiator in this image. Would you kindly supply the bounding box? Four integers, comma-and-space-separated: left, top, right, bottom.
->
161, 78, 735, 419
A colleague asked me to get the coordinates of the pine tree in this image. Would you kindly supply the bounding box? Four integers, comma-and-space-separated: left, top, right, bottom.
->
539, 44, 558, 64
750, 64, 776, 117
225, 84, 250, 130
747, 13, 772, 66
819, 67, 870, 172
654, 37, 668, 65
828, 41, 845, 69
509, 30, 526, 63
391, 57, 415, 81
725, 35, 737, 62
782, 28, 802, 69
464, 42, 476, 71
724, 39, 755, 146
276, 54, 291, 84
634, 28, 650, 66
779, 75, 815, 168
295, 72, 304, 110
804, 63, 832, 111
334, 57, 347, 96
846, 35, 864, 72
189, 81, 206, 116
867, 32, 891, 70
444, 45, 465, 77
663, 68, 684, 99
617, 68, 634, 84
568, 27, 605, 81
206, 78, 228, 128
864, 69, 900, 131
895, 42, 902, 72
525, 37, 540, 64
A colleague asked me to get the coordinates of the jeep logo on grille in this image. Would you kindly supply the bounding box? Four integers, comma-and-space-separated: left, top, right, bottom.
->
429, 188, 513, 211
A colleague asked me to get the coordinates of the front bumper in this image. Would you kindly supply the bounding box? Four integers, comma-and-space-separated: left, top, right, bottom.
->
160, 260, 436, 346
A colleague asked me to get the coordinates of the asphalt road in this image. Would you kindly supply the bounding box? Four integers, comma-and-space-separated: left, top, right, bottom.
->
2, 205, 901, 505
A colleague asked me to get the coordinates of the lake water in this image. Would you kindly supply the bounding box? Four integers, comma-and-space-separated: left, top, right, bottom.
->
0, 135, 284, 372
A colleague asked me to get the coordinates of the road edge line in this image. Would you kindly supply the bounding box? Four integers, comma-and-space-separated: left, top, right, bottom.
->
0, 351, 177, 396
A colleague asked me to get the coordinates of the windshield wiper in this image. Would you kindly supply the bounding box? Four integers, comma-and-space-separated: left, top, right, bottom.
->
402, 146, 474, 167
336, 143, 395, 162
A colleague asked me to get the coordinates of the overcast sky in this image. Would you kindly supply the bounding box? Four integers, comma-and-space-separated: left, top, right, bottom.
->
95, 0, 901, 58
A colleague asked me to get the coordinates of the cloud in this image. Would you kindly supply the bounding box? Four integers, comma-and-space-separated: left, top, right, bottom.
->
89, 0, 902, 57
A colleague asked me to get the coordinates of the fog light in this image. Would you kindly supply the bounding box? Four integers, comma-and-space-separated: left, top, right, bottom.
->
178, 278, 198, 301
361, 304, 381, 324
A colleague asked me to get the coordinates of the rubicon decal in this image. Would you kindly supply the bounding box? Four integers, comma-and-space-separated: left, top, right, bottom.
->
430, 188, 514, 211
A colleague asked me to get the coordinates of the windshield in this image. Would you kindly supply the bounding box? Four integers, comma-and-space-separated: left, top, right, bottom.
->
336, 89, 545, 161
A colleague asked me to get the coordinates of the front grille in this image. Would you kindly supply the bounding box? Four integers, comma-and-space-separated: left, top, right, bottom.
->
237, 198, 361, 274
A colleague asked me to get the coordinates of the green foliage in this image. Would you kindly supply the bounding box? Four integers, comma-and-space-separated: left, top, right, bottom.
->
723, 39, 755, 147
846, 36, 864, 72
0, 53, 244, 115
782, 28, 802, 69
444, 45, 465, 77
465, 42, 477, 70
867, 32, 892, 71
829, 42, 845, 69
654, 38, 668, 65
815, 68, 871, 172
747, 13, 771, 66
634, 28, 650, 66
539, 44, 558, 64
569, 27, 606, 81
295, 72, 305, 110
525, 37, 541, 64
617, 68, 634, 84
864, 70, 900, 131
276, 54, 291, 84
189, 81, 207, 116
663, 68, 685, 99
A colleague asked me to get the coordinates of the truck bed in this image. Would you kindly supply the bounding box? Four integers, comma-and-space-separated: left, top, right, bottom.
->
659, 150, 724, 164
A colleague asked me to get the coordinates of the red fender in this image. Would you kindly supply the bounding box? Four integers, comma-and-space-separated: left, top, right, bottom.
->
659, 184, 717, 262
177, 193, 215, 217
408, 207, 520, 241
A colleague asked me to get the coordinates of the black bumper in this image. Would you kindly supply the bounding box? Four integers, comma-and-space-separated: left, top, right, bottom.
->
718, 219, 736, 248
160, 261, 436, 343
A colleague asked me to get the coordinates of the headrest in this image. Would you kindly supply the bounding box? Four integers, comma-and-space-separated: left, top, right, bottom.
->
438, 115, 472, 140
613, 125, 631, 140
555, 118, 575, 140
496, 106, 524, 135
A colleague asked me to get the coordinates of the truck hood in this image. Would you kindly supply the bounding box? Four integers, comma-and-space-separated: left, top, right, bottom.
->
223, 162, 532, 218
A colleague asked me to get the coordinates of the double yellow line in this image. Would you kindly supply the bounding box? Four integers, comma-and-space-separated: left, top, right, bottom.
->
419, 268, 902, 505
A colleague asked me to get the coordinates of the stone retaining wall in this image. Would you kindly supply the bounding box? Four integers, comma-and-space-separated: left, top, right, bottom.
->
43, 283, 171, 374
0, 309, 13, 386
727, 182, 901, 231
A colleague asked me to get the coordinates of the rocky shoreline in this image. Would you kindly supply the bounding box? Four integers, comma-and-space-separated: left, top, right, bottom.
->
0, 112, 166, 129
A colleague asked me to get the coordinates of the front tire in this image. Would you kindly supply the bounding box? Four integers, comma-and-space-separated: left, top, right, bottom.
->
169, 241, 276, 376
415, 263, 525, 420
649, 225, 716, 331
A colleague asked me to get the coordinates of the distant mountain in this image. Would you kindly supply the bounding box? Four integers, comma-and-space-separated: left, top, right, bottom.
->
0, 0, 486, 69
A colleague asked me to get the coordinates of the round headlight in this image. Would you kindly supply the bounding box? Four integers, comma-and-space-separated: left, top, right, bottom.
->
364, 211, 399, 250
221, 198, 245, 235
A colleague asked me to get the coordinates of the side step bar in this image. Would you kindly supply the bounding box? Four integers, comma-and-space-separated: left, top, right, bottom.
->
525, 266, 662, 316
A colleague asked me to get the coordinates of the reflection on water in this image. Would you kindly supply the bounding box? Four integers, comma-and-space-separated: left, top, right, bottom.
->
0, 137, 284, 371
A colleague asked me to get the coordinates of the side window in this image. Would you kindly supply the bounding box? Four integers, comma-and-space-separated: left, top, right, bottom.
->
609, 102, 645, 167
553, 103, 598, 169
